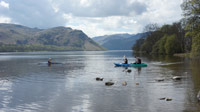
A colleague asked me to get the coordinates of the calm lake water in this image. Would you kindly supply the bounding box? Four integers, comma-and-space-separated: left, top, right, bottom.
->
0, 50, 200, 112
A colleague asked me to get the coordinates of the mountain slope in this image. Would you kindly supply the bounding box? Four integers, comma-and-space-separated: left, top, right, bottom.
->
93, 33, 148, 50
0, 24, 105, 51
0, 24, 41, 44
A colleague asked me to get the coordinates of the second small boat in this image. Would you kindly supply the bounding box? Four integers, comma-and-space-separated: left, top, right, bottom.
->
114, 63, 147, 67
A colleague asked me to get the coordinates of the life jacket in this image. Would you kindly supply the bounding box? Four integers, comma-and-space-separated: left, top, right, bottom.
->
124, 58, 128, 64
138, 58, 141, 64
48, 60, 51, 63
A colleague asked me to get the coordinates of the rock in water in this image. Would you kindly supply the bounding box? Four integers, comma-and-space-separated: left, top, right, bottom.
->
105, 81, 114, 86
159, 97, 166, 100
166, 98, 172, 101
172, 76, 181, 80
96, 77, 104, 81
155, 78, 164, 82
197, 90, 200, 101
122, 81, 127, 86
124, 69, 132, 73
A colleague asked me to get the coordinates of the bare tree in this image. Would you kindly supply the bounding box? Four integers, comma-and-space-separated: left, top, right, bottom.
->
143, 23, 160, 33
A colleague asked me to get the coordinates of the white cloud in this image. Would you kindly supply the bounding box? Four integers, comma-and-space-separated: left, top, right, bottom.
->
0, 1, 9, 8
80, 0, 91, 7
53, 0, 147, 17
0, 16, 11, 23
51, 3, 59, 13
63, 14, 141, 37
0, 0, 183, 37
138, 0, 183, 24
4, 0, 65, 28
57, 0, 183, 37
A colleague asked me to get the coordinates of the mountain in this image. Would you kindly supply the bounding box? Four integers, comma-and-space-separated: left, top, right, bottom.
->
93, 33, 149, 50
0, 23, 105, 51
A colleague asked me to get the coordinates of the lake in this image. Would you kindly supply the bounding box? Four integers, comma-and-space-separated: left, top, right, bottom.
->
0, 50, 200, 112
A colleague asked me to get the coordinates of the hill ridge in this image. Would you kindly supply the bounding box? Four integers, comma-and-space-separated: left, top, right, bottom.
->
0, 23, 105, 51
93, 32, 149, 50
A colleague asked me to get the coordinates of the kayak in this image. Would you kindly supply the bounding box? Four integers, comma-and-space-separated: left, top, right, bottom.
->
114, 63, 147, 67
48, 62, 62, 64
38, 62, 62, 65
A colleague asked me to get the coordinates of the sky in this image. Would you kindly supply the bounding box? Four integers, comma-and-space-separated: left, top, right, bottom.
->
0, 0, 183, 37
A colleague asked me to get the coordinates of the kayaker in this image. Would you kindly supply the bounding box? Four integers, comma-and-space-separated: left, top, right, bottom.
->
48, 58, 52, 64
134, 56, 141, 64
123, 55, 128, 64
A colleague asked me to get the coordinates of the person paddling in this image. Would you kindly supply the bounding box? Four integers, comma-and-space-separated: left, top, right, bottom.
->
134, 56, 141, 64
48, 58, 52, 64
123, 55, 128, 64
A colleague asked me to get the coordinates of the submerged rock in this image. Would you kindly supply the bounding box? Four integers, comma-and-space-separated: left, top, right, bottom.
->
155, 78, 165, 82
172, 76, 181, 80
124, 69, 132, 73
197, 90, 200, 101
96, 77, 104, 81
105, 81, 114, 86
159, 97, 166, 100
166, 98, 172, 101
159, 97, 172, 101
122, 81, 127, 86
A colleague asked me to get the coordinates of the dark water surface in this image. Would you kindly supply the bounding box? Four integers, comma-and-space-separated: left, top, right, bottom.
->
0, 51, 200, 112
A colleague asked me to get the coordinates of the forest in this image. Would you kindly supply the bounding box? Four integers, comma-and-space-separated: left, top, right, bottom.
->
132, 0, 200, 57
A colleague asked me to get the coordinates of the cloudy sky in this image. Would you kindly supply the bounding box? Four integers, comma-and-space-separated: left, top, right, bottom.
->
0, 0, 183, 37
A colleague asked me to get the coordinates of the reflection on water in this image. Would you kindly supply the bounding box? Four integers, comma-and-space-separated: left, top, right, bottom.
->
0, 51, 200, 112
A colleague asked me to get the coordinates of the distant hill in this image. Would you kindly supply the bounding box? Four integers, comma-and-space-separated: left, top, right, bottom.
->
0, 23, 105, 51
93, 33, 149, 50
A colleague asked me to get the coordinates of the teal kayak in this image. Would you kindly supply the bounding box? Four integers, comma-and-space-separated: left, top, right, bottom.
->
114, 63, 147, 67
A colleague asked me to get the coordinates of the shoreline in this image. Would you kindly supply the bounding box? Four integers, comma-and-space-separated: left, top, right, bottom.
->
173, 53, 190, 57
